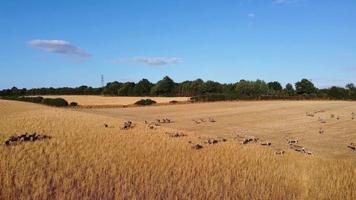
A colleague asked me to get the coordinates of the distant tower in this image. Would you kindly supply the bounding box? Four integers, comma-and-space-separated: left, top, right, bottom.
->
101, 74, 105, 87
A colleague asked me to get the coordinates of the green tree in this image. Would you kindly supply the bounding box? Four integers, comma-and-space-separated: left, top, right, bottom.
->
221, 83, 235, 94
295, 79, 317, 95
345, 83, 356, 100
267, 81, 282, 91
201, 80, 222, 94
151, 76, 176, 96
118, 82, 136, 96
191, 79, 204, 95
285, 83, 295, 96
102, 81, 122, 96
134, 79, 153, 96
328, 86, 348, 99
235, 79, 269, 98
346, 83, 355, 90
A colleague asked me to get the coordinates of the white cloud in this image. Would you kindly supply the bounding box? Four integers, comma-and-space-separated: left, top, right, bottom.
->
134, 57, 182, 66
110, 56, 183, 66
28, 39, 91, 58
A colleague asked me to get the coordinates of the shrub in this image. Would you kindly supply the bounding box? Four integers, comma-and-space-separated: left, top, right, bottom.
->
169, 100, 178, 104
42, 98, 69, 107
17, 96, 44, 103
70, 102, 78, 106
134, 99, 157, 106
190, 93, 237, 102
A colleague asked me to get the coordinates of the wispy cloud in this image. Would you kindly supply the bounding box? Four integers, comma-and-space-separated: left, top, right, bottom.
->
111, 58, 132, 65
135, 57, 182, 66
247, 13, 256, 26
111, 56, 182, 66
273, 0, 299, 4
343, 66, 356, 71
311, 78, 355, 88
248, 13, 255, 18
28, 39, 91, 58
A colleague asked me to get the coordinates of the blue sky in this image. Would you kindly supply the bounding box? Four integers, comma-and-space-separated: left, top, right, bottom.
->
0, 0, 356, 89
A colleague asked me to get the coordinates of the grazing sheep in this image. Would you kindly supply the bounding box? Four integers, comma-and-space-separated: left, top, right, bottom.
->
4, 132, 51, 146
166, 132, 186, 138
288, 139, 298, 145
347, 143, 355, 150
122, 121, 134, 130
306, 112, 314, 117
260, 141, 272, 146
314, 110, 325, 114
242, 136, 259, 144
290, 144, 312, 155
192, 119, 200, 124
319, 128, 324, 134
205, 138, 218, 144
290, 144, 304, 152
220, 138, 227, 142
148, 125, 156, 130
275, 150, 285, 155
192, 144, 203, 150
318, 117, 326, 123
209, 117, 216, 123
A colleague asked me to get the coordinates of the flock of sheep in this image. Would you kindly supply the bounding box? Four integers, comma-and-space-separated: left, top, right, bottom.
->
113, 109, 356, 155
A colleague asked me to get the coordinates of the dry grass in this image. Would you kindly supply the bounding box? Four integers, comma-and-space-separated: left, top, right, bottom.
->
0, 100, 355, 200
39, 95, 189, 106
85, 100, 356, 160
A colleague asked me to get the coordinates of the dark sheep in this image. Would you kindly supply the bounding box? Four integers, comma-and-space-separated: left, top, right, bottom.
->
192, 144, 203, 150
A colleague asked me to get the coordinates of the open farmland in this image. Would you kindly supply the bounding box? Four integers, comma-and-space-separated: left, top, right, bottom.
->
84, 100, 356, 160
39, 95, 190, 106
0, 99, 355, 200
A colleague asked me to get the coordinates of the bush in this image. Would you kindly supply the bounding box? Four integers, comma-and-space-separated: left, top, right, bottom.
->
134, 99, 157, 106
17, 96, 44, 103
42, 98, 69, 107
190, 93, 237, 102
70, 102, 78, 106
169, 100, 178, 104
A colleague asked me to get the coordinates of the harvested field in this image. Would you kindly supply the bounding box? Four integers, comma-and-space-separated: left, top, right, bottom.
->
38, 95, 189, 106
84, 100, 356, 160
0, 99, 355, 199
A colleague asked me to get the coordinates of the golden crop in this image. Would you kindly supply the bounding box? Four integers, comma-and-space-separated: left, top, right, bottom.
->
0, 100, 355, 200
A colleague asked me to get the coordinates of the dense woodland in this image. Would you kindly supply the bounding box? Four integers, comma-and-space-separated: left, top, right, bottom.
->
1, 76, 356, 101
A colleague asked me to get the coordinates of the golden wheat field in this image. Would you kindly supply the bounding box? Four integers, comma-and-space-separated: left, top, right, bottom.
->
40, 95, 189, 106
85, 100, 356, 160
0, 99, 355, 200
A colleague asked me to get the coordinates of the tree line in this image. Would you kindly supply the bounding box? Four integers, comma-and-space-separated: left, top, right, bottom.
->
1, 76, 356, 101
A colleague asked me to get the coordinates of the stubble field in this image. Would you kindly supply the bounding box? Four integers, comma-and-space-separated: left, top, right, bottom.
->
39, 95, 189, 106
85, 100, 356, 160
0, 99, 355, 199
